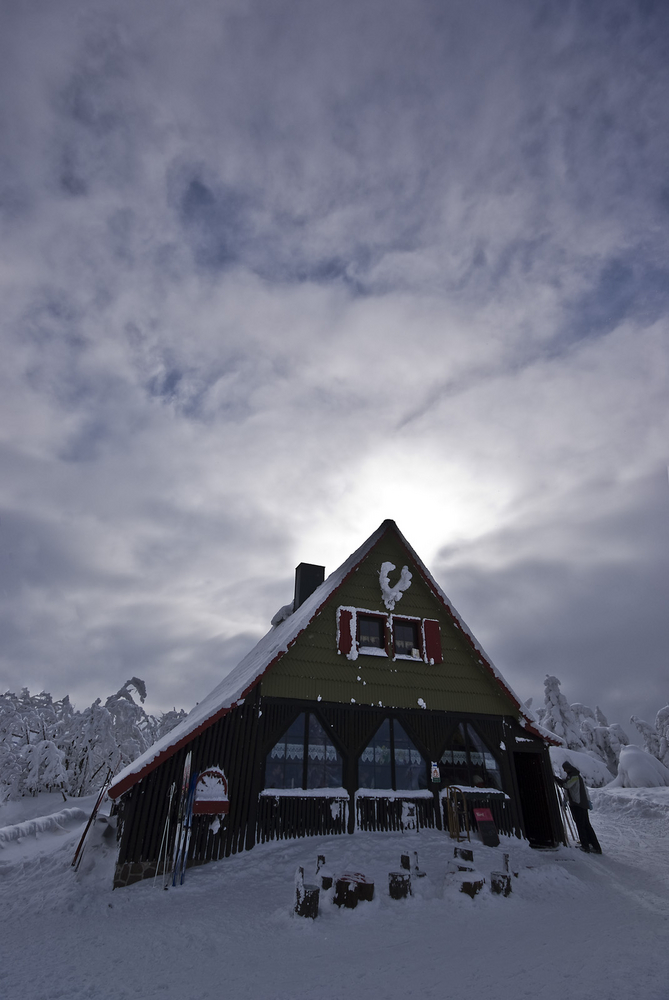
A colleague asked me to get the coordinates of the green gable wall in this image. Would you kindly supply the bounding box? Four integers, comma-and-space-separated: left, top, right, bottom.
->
260, 529, 518, 717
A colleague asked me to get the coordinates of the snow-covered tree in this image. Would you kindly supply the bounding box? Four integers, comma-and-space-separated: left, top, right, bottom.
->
630, 704, 669, 769
570, 703, 596, 729
22, 740, 68, 795
540, 676, 584, 749
595, 706, 610, 727
538, 678, 630, 774
104, 678, 153, 767
153, 708, 187, 741
67, 700, 122, 797
567, 701, 629, 775
0, 743, 23, 803
0, 680, 186, 800
579, 718, 629, 776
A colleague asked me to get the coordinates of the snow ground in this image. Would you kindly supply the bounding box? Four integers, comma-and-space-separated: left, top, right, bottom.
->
1, 790, 669, 1000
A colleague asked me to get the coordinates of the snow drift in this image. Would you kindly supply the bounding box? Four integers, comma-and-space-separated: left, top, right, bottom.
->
608, 744, 669, 788
0, 806, 88, 847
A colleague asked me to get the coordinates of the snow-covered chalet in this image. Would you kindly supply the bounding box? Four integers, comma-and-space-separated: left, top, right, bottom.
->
108, 520, 563, 888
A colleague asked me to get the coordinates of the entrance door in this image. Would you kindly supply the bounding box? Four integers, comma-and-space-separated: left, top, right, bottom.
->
513, 752, 555, 847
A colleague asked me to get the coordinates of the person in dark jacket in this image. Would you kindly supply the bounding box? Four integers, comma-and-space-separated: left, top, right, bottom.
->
555, 762, 602, 853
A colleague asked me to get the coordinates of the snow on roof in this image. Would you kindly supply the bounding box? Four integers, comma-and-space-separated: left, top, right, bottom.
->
109, 519, 550, 799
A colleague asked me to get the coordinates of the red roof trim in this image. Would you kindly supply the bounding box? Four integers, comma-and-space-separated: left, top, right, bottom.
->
391, 531, 557, 744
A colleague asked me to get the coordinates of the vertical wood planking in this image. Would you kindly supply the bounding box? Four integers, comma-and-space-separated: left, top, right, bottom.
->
116, 698, 542, 879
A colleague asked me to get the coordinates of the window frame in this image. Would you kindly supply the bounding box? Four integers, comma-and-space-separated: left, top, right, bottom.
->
438, 722, 502, 791
264, 710, 346, 791
357, 612, 389, 656
390, 614, 423, 660
336, 606, 442, 664
358, 717, 428, 791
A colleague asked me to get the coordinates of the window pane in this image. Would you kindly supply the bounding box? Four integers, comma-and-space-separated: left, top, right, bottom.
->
306, 714, 343, 788
359, 616, 384, 648
393, 722, 427, 790
466, 725, 502, 790
394, 621, 419, 656
265, 714, 305, 789
440, 723, 469, 786
358, 719, 392, 789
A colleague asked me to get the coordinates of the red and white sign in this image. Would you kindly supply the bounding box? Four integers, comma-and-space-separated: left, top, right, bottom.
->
193, 768, 229, 815
473, 807, 494, 824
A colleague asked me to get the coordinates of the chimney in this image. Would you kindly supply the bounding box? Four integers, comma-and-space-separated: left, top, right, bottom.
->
293, 562, 325, 610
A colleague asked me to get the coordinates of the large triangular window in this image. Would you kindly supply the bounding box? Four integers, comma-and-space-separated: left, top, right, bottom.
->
439, 723, 502, 790
358, 719, 427, 791
264, 712, 343, 790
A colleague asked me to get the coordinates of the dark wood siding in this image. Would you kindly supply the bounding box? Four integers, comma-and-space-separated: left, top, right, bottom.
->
114, 696, 563, 885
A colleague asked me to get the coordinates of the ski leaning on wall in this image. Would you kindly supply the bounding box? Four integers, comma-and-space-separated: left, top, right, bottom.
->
170, 751, 200, 886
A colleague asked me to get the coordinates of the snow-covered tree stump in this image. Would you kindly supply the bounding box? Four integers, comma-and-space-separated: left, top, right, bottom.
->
388, 871, 411, 899
490, 872, 512, 896
459, 875, 485, 898
334, 877, 359, 909
358, 879, 374, 902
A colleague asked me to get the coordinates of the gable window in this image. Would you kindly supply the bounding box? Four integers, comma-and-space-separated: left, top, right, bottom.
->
393, 619, 420, 657
439, 723, 502, 790
358, 718, 427, 791
358, 615, 385, 650
337, 607, 442, 664
265, 712, 343, 790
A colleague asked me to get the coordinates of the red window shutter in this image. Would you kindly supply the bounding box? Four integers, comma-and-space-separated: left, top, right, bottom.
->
337, 608, 353, 655
423, 619, 442, 664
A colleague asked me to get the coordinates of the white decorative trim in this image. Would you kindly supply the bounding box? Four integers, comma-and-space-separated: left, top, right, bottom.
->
259, 787, 349, 798
355, 788, 434, 799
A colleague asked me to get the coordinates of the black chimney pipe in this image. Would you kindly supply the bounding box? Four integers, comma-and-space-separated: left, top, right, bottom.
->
293, 562, 325, 610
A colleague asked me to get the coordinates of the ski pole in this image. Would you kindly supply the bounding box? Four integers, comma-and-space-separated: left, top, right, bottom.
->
155, 783, 176, 889
72, 768, 113, 871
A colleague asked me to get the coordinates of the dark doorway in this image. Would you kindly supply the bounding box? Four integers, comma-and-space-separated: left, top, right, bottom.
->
513, 752, 555, 848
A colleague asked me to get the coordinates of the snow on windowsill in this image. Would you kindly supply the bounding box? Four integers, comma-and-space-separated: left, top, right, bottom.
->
358, 646, 388, 657
355, 788, 435, 799
259, 787, 349, 798
393, 653, 425, 662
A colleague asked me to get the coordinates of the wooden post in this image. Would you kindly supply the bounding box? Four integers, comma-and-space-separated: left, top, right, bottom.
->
295, 866, 320, 918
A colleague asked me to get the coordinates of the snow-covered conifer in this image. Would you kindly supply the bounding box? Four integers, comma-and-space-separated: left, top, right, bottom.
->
568, 700, 628, 775
541, 676, 584, 749
630, 705, 669, 769
595, 706, 609, 727
570, 703, 596, 728
580, 717, 629, 775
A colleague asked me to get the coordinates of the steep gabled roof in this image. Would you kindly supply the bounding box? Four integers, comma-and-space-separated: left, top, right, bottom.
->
108, 519, 554, 799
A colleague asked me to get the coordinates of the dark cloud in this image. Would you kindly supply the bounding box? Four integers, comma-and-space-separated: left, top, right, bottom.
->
436, 472, 669, 724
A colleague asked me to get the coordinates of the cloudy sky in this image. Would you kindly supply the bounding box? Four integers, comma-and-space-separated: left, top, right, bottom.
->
1, 0, 668, 729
